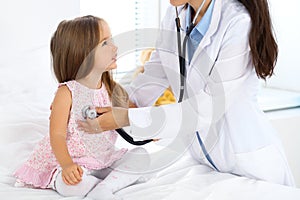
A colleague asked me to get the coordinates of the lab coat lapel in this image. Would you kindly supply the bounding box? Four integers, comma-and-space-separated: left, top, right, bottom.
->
189, 0, 223, 77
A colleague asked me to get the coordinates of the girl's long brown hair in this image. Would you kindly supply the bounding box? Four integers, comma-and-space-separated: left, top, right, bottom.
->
50, 15, 128, 107
237, 0, 278, 80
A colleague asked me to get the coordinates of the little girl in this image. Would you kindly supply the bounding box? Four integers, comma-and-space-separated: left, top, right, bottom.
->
14, 15, 149, 200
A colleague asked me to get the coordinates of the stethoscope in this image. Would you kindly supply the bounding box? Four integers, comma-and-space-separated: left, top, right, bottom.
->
175, 0, 206, 102
82, 106, 158, 145
175, 0, 219, 171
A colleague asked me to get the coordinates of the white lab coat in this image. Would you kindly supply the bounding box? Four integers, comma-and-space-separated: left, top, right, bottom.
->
125, 0, 295, 186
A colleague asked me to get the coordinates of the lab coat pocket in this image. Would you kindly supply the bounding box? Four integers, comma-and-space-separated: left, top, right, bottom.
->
235, 144, 291, 185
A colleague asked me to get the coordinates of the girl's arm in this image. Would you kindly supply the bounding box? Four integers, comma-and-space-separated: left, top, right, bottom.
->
50, 85, 83, 185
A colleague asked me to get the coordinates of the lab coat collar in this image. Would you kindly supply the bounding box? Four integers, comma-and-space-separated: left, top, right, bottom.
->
190, 0, 222, 66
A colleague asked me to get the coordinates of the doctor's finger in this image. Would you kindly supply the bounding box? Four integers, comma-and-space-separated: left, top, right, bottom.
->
77, 121, 92, 132
95, 107, 112, 114
77, 120, 87, 129
86, 118, 102, 133
78, 120, 102, 133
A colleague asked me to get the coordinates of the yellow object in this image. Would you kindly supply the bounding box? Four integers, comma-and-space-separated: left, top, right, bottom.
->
134, 49, 176, 106
154, 87, 176, 106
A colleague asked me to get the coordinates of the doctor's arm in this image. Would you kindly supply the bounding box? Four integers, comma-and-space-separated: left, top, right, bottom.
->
124, 14, 254, 137
125, 49, 170, 107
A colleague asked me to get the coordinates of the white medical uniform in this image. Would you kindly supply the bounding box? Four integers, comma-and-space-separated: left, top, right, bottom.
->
125, 0, 295, 186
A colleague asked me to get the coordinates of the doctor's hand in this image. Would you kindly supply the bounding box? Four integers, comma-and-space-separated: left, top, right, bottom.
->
77, 117, 101, 134
77, 107, 129, 133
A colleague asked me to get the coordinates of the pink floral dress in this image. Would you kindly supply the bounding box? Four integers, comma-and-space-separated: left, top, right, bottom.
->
14, 80, 127, 188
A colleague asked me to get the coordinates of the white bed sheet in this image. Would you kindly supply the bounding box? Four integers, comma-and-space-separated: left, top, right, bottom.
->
1, 64, 300, 199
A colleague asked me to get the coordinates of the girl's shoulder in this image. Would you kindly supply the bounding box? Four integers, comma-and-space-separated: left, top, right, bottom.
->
54, 84, 72, 101
58, 80, 77, 92
53, 80, 75, 102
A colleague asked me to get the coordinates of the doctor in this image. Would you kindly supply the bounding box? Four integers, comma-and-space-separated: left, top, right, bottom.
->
79, 0, 295, 186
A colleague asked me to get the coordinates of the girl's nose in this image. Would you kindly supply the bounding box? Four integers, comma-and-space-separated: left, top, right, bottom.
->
112, 44, 118, 53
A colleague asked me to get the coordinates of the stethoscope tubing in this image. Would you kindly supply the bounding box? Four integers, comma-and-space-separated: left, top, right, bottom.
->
174, 1, 219, 171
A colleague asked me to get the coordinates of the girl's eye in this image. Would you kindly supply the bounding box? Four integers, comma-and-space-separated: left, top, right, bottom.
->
102, 41, 108, 46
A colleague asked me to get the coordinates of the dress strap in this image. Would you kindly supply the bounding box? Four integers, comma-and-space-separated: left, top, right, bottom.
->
58, 80, 76, 92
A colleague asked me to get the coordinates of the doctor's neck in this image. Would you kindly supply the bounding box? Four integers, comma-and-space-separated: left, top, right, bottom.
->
188, 0, 212, 24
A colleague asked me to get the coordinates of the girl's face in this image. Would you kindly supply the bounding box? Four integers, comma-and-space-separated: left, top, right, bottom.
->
93, 21, 118, 72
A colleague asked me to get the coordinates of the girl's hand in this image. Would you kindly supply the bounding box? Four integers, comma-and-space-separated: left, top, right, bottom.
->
61, 163, 83, 185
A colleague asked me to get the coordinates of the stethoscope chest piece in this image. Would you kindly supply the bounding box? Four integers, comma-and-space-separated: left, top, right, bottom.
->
82, 105, 98, 119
